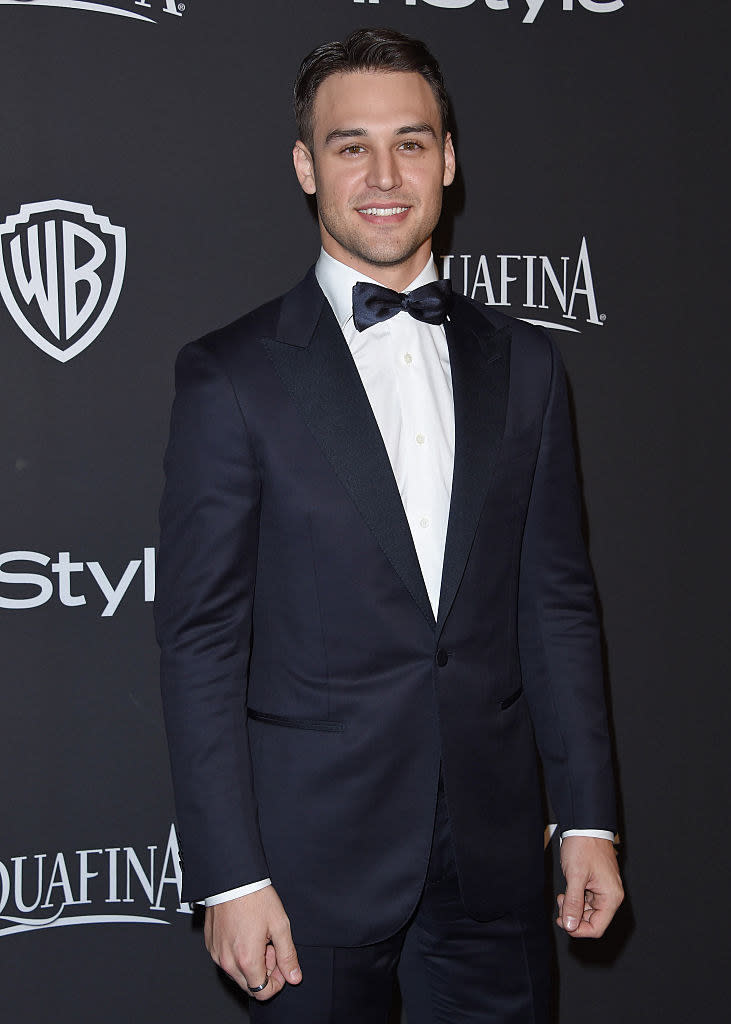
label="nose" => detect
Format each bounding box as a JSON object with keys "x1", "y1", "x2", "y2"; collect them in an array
[{"x1": 365, "y1": 147, "x2": 402, "y2": 192}]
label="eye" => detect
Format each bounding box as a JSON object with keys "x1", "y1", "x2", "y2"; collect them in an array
[
  {"x1": 341, "y1": 144, "x2": 365, "y2": 155},
  {"x1": 399, "y1": 140, "x2": 424, "y2": 152}
]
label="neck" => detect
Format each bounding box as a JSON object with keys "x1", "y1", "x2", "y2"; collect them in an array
[{"x1": 320, "y1": 239, "x2": 433, "y2": 292}]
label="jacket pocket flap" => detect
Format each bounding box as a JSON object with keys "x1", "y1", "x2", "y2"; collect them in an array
[
  {"x1": 499, "y1": 686, "x2": 524, "y2": 711},
  {"x1": 247, "y1": 708, "x2": 345, "y2": 733}
]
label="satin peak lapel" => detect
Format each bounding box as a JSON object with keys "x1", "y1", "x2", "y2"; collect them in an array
[
  {"x1": 437, "y1": 299, "x2": 511, "y2": 631},
  {"x1": 263, "y1": 272, "x2": 435, "y2": 629}
]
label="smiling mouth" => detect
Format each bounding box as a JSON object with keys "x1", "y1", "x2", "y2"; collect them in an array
[{"x1": 357, "y1": 206, "x2": 410, "y2": 217}]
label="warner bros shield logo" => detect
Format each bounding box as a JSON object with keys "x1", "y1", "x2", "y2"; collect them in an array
[{"x1": 0, "y1": 200, "x2": 126, "y2": 363}]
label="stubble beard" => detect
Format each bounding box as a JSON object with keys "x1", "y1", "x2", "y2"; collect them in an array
[{"x1": 317, "y1": 195, "x2": 442, "y2": 270}]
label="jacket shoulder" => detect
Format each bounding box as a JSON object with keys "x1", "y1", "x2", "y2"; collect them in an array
[
  {"x1": 185, "y1": 292, "x2": 286, "y2": 368},
  {"x1": 177, "y1": 266, "x2": 321, "y2": 372}
]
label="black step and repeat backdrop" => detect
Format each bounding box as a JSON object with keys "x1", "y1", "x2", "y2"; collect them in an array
[{"x1": 1, "y1": 2, "x2": 728, "y2": 1021}]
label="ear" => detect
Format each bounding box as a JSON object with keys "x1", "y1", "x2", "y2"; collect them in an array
[
  {"x1": 293, "y1": 141, "x2": 317, "y2": 195},
  {"x1": 443, "y1": 132, "x2": 456, "y2": 188}
]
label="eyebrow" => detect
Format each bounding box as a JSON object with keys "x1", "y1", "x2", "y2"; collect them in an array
[
  {"x1": 395, "y1": 123, "x2": 437, "y2": 139},
  {"x1": 324, "y1": 127, "x2": 368, "y2": 146},
  {"x1": 323, "y1": 123, "x2": 438, "y2": 146}
]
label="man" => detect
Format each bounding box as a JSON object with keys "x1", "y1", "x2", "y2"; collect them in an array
[{"x1": 155, "y1": 27, "x2": 623, "y2": 1023}]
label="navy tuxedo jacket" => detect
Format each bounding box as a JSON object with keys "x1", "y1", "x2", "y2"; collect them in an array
[{"x1": 155, "y1": 268, "x2": 617, "y2": 946}]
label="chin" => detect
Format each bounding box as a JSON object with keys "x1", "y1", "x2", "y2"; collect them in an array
[{"x1": 353, "y1": 237, "x2": 426, "y2": 269}]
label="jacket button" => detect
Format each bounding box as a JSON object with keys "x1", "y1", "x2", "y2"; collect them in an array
[{"x1": 436, "y1": 649, "x2": 449, "y2": 667}]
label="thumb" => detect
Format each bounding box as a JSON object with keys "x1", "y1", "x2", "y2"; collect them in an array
[
  {"x1": 561, "y1": 876, "x2": 587, "y2": 933},
  {"x1": 271, "y1": 923, "x2": 302, "y2": 985}
]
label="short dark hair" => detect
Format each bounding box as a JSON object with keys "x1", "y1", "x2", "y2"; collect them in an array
[{"x1": 294, "y1": 27, "x2": 450, "y2": 150}]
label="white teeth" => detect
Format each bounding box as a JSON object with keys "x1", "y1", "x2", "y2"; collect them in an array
[{"x1": 359, "y1": 207, "x2": 408, "y2": 216}]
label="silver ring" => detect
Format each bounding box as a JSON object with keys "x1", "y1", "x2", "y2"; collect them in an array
[{"x1": 249, "y1": 976, "x2": 270, "y2": 994}]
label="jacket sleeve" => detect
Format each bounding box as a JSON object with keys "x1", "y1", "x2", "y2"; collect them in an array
[
  {"x1": 518, "y1": 335, "x2": 618, "y2": 834},
  {"x1": 154, "y1": 339, "x2": 269, "y2": 903}
]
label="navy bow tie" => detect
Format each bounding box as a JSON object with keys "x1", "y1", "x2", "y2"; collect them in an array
[{"x1": 352, "y1": 279, "x2": 453, "y2": 333}]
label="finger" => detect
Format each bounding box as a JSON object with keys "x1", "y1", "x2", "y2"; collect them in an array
[
  {"x1": 216, "y1": 949, "x2": 257, "y2": 994},
  {"x1": 582, "y1": 889, "x2": 623, "y2": 937},
  {"x1": 253, "y1": 972, "x2": 288, "y2": 1002},
  {"x1": 247, "y1": 973, "x2": 272, "y2": 997},
  {"x1": 265, "y1": 944, "x2": 277, "y2": 973},
  {"x1": 556, "y1": 915, "x2": 595, "y2": 935},
  {"x1": 227, "y1": 945, "x2": 270, "y2": 998},
  {"x1": 556, "y1": 892, "x2": 592, "y2": 929},
  {"x1": 564, "y1": 906, "x2": 612, "y2": 938},
  {"x1": 560, "y1": 877, "x2": 588, "y2": 934},
  {"x1": 271, "y1": 920, "x2": 303, "y2": 985},
  {"x1": 265, "y1": 943, "x2": 286, "y2": 990},
  {"x1": 562, "y1": 893, "x2": 621, "y2": 938},
  {"x1": 244, "y1": 957, "x2": 283, "y2": 1002}
]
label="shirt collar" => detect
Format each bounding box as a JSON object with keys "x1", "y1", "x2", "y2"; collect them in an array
[{"x1": 315, "y1": 248, "x2": 439, "y2": 331}]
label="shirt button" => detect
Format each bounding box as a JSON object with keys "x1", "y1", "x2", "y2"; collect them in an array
[
  {"x1": 416, "y1": 433, "x2": 425, "y2": 445},
  {"x1": 436, "y1": 649, "x2": 449, "y2": 667},
  {"x1": 419, "y1": 517, "x2": 430, "y2": 529},
  {"x1": 404, "y1": 353, "x2": 413, "y2": 365}
]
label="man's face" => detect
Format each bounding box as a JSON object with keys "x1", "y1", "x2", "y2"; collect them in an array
[{"x1": 293, "y1": 70, "x2": 455, "y2": 288}]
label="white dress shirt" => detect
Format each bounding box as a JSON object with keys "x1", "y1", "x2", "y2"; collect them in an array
[
  {"x1": 317, "y1": 248, "x2": 454, "y2": 618},
  {"x1": 203, "y1": 250, "x2": 612, "y2": 907}
]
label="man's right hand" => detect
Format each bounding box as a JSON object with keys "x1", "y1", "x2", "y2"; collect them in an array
[{"x1": 204, "y1": 886, "x2": 302, "y2": 1000}]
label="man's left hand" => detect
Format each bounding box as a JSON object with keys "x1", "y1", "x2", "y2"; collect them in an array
[{"x1": 556, "y1": 835, "x2": 624, "y2": 938}]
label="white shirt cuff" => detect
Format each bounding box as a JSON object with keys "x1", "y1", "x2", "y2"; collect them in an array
[
  {"x1": 560, "y1": 828, "x2": 617, "y2": 844},
  {"x1": 201, "y1": 878, "x2": 272, "y2": 907}
]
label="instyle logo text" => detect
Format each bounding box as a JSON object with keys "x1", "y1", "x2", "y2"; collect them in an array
[
  {"x1": 353, "y1": 0, "x2": 624, "y2": 23},
  {"x1": 0, "y1": 547, "x2": 155, "y2": 617}
]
